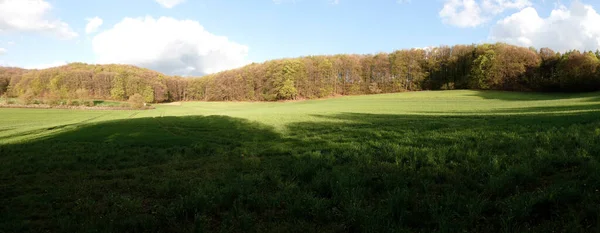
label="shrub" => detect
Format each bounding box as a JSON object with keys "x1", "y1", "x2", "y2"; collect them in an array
[
  {"x1": 262, "y1": 93, "x2": 277, "y2": 101},
  {"x1": 19, "y1": 90, "x2": 35, "y2": 105},
  {"x1": 318, "y1": 87, "x2": 333, "y2": 98},
  {"x1": 83, "y1": 101, "x2": 95, "y2": 107},
  {"x1": 369, "y1": 82, "x2": 382, "y2": 94},
  {"x1": 0, "y1": 94, "x2": 7, "y2": 105},
  {"x1": 128, "y1": 93, "x2": 145, "y2": 109},
  {"x1": 45, "y1": 92, "x2": 62, "y2": 106},
  {"x1": 68, "y1": 100, "x2": 80, "y2": 106},
  {"x1": 440, "y1": 82, "x2": 455, "y2": 90}
]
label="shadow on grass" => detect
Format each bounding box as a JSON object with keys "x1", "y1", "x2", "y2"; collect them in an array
[
  {"x1": 92, "y1": 100, "x2": 105, "y2": 105},
  {"x1": 470, "y1": 90, "x2": 600, "y2": 101},
  {"x1": 584, "y1": 95, "x2": 600, "y2": 102},
  {"x1": 93, "y1": 100, "x2": 124, "y2": 107},
  {"x1": 489, "y1": 104, "x2": 600, "y2": 114},
  {"x1": 419, "y1": 103, "x2": 600, "y2": 115},
  {"x1": 2, "y1": 113, "x2": 600, "y2": 232}
]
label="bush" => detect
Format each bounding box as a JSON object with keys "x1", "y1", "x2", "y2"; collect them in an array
[
  {"x1": 440, "y1": 82, "x2": 456, "y2": 90},
  {"x1": 369, "y1": 82, "x2": 382, "y2": 94},
  {"x1": 45, "y1": 92, "x2": 62, "y2": 106},
  {"x1": 68, "y1": 100, "x2": 80, "y2": 106},
  {"x1": 262, "y1": 94, "x2": 276, "y2": 101},
  {"x1": 0, "y1": 94, "x2": 7, "y2": 105},
  {"x1": 19, "y1": 90, "x2": 35, "y2": 105},
  {"x1": 128, "y1": 93, "x2": 145, "y2": 109},
  {"x1": 83, "y1": 101, "x2": 95, "y2": 107}
]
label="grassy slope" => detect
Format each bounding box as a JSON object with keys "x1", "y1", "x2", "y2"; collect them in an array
[{"x1": 1, "y1": 90, "x2": 600, "y2": 232}]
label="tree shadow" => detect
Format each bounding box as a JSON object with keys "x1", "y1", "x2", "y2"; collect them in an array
[
  {"x1": 469, "y1": 90, "x2": 600, "y2": 101},
  {"x1": 2, "y1": 112, "x2": 600, "y2": 232},
  {"x1": 489, "y1": 104, "x2": 600, "y2": 114},
  {"x1": 419, "y1": 103, "x2": 600, "y2": 115},
  {"x1": 0, "y1": 116, "x2": 282, "y2": 173},
  {"x1": 584, "y1": 95, "x2": 600, "y2": 102},
  {"x1": 283, "y1": 112, "x2": 600, "y2": 232},
  {"x1": 0, "y1": 116, "x2": 288, "y2": 232}
]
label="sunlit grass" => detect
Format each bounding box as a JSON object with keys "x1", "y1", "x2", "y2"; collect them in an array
[{"x1": 2, "y1": 90, "x2": 599, "y2": 143}]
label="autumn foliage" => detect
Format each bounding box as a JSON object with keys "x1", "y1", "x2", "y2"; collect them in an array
[
  {"x1": 1, "y1": 43, "x2": 600, "y2": 103},
  {"x1": 128, "y1": 93, "x2": 145, "y2": 109}
]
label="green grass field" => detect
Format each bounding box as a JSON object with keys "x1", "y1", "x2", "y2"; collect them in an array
[{"x1": 2, "y1": 90, "x2": 600, "y2": 232}]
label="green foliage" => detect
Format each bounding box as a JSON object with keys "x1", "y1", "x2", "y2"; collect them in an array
[
  {"x1": 128, "y1": 93, "x2": 145, "y2": 109},
  {"x1": 470, "y1": 49, "x2": 496, "y2": 89},
  {"x1": 143, "y1": 86, "x2": 154, "y2": 103},
  {"x1": 318, "y1": 86, "x2": 333, "y2": 98},
  {"x1": 110, "y1": 75, "x2": 126, "y2": 100},
  {"x1": 0, "y1": 93, "x2": 8, "y2": 105},
  {"x1": 2, "y1": 91, "x2": 600, "y2": 232},
  {"x1": 277, "y1": 78, "x2": 297, "y2": 100}
]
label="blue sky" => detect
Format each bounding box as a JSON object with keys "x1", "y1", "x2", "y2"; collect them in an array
[{"x1": 1, "y1": 0, "x2": 600, "y2": 75}]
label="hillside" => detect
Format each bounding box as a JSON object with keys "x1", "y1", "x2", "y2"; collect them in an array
[
  {"x1": 2, "y1": 43, "x2": 600, "y2": 103},
  {"x1": 0, "y1": 63, "x2": 186, "y2": 103}
]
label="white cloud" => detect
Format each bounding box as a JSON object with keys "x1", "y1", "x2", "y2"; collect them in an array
[
  {"x1": 439, "y1": 0, "x2": 531, "y2": 28},
  {"x1": 0, "y1": 0, "x2": 78, "y2": 39},
  {"x1": 490, "y1": 1, "x2": 600, "y2": 52},
  {"x1": 155, "y1": 0, "x2": 186, "y2": 8},
  {"x1": 92, "y1": 16, "x2": 249, "y2": 76},
  {"x1": 0, "y1": 48, "x2": 6, "y2": 55},
  {"x1": 7, "y1": 41, "x2": 15, "y2": 45},
  {"x1": 24, "y1": 61, "x2": 67, "y2": 69},
  {"x1": 85, "y1": 17, "x2": 103, "y2": 34},
  {"x1": 481, "y1": 0, "x2": 531, "y2": 14},
  {"x1": 440, "y1": 0, "x2": 485, "y2": 27}
]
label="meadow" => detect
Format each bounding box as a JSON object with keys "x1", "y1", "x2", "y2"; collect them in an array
[{"x1": 1, "y1": 90, "x2": 600, "y2": 232}]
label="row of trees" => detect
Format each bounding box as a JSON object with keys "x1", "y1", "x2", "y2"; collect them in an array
[
  {"x1": 0, "y1": 63, "x2": 187, "y2": 103},
  {"x1": 188, "y1": 43, "x2": 600, "y2": 101},
  {"x1": 2, "y1": 43, "x2": 600, "y2": 102}
]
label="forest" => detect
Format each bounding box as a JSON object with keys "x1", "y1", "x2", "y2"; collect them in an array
[{"x1": 2, "y1": 43, "x2": 600, "y2": 103}]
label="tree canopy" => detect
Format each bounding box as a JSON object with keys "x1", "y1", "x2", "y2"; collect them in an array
[{"x1": 2, "y1": 43, "x2": 600, "y2": 103}]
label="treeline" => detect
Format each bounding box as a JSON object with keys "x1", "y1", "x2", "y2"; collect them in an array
[
  {"x1": 0, "y1": 63, "x2": 187, "y2": 103},
  {"x1": 2, "y1": 43, "x2": 600, "y2": 103}
]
